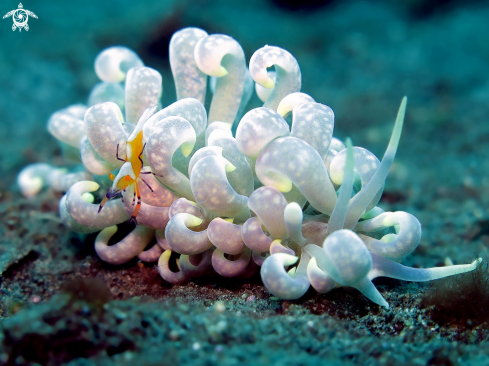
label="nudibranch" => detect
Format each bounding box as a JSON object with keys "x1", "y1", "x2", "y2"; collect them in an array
[{"x1": 19, "y1": 27, "x2": 482, "y2": 309}]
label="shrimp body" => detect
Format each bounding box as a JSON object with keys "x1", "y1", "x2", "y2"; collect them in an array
[
  {"x1": 97, "y1": 106, "x2": 158, "y2": 223},
  {"x1": 98, "y1": 129, "x2": 146, "y2": 224}
]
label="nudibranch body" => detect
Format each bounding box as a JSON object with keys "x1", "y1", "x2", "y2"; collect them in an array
[{"x1": 19, "y1": 27, "x2": 482, "y2": 309}]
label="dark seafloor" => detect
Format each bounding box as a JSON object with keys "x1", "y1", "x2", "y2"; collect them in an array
[{"x1": 1, "y1": 0, "x2": 489, "y2": 365}]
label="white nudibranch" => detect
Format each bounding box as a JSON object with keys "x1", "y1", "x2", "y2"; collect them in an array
[{"x1": 18, "y1": 27, "x2": 481, "y2": 310}]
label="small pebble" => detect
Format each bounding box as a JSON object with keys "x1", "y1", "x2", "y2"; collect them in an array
[
  {"x1": 214, "y1": 301, "x2": 226, "y2": 313},
  {"x1": 215, "y1": 345, "x2": 224, "y2": 353},
  {"x1": 169, "y1": 330, "x2": 179, "y2": 340},
  {"x1": 30, "y1": 295, "x2": 41, "y2": 303}
]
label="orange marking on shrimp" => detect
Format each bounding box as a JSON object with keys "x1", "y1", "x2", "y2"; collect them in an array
[{"x1": 127, "y1": 130, "x2": 144, "y2": 176}]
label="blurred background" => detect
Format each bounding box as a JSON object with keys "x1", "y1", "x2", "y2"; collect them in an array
[{"x1": 1, "y1": 0, "x2": 488, "y2": 265}]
